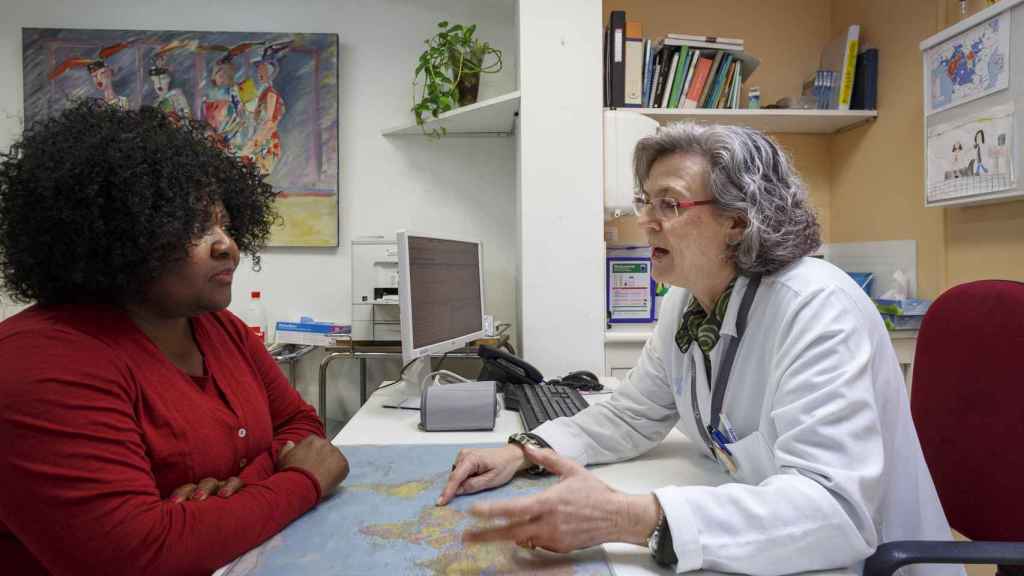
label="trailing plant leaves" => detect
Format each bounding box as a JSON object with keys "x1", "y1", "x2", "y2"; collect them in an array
[{"x1": 411, "y1": 19, "x2": 503, "y2": 136}]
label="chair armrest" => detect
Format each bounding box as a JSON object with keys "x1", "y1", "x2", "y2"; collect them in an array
[{"x1": 865, "y1": 541, "x2": 1024, "y2": 576}]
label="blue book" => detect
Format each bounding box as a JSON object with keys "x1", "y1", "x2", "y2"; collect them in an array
[
  {"x1": 642, "y1": 39, "x2": 655, "y2": 107},
  {"x1": 705, "y1": 53, "x2": 733, "y2": 108}
]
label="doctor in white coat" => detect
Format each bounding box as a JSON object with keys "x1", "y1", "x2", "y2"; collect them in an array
[{"x1": 438, "y1": 122, "x2": 960, "y2": 576}]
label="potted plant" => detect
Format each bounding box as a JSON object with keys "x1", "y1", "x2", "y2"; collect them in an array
[{"x1": 412, "y1": 21, "x2": 503, "y2": 136}]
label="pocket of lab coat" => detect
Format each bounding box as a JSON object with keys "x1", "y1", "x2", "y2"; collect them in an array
[{"x1": 726, "y1": 430, "x2": 778, "y2": 485}]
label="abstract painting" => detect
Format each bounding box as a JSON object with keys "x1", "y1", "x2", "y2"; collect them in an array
[{"x1": 23, "y1": 28, "x2": 339, "y2": 247}]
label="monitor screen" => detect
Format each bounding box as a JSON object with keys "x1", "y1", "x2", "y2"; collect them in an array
[{"x1": 401, "y1": 234, "x2": 484, "y2": 353}]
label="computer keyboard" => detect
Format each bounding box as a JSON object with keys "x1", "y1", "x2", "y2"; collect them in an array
[{"x1": 503, "y1": 382, "x2": 590, "y2": 430}]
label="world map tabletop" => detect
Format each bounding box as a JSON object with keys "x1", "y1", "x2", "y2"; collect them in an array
[{"x1": 221, "y1": 444, "x2": 612, "y2": 575}]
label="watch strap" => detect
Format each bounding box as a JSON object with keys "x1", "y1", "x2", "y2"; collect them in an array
[
  {"x1": 653, "y1": 514, "x2": 678, "y2": 566},
  {"x1": 507, "y1": 432, "x2": 549, "y2": 475}
]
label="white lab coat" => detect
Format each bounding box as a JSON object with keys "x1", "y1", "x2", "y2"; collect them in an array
[{"x1": 535, "y1": 257, "x2": 961, "y2": 576}]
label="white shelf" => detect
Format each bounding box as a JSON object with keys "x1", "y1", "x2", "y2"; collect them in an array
[
  {"x1": 382, "y1": 91, "x2": 521, "y2": 136},
  {"x1": 621, "y1": 108, "x2": 878, "y2": 135}
]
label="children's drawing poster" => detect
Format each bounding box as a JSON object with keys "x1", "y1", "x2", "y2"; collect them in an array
[{"x1": 926, "y1": 103, "x2": 1014, "y2": 203}]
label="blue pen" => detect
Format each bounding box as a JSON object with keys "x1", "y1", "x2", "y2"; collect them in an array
[{"x1": 710, "y1": 429, "x2": 733, "y2": 456}]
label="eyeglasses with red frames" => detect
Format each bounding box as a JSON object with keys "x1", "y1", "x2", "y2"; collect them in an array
[{"x1": 631, "y1": 192, "x2": 716, "y2": 219}]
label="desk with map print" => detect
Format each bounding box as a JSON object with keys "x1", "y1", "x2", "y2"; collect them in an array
[{"x1": 218, "y1": 383, "x2": 855, "y2": 576}]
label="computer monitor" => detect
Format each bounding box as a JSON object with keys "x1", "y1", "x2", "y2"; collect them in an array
[{"x1": 392, "y1": 230, "x2": 485, "y2": 407}]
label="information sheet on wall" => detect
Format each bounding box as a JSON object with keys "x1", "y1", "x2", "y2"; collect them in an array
[{"x1": 607, "y1": 257, "x2": 655, "y2": 323}]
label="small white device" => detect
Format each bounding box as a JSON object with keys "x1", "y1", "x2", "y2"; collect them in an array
[{"x1": 419, "y1": 380, "x2": 497, "y2": 431}]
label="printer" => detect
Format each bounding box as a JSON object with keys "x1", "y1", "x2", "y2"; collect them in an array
[{"x1": 351, "y1": 237, "x2": 401, "y2": 342}]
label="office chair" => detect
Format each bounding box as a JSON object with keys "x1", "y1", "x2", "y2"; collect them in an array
[{"x1": 864, "y1": 280, "x2": 1024, "y2": 576}]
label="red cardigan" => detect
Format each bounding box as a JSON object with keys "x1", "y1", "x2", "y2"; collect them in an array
[{"x1": 0, "y1": 304, "x2": 326, "y2": 575}]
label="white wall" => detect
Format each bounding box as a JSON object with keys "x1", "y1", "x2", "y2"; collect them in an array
[
  {"x1": 0, "y1": 0, "x2": 518, "y2": 423},
  {"x1": 517, "y1": 0, "x2": 605, "y2": 377}
]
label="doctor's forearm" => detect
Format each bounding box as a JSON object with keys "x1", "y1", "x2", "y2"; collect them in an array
[{"x1": 615, "y1": 493, "x2": 661, "y2": 546}]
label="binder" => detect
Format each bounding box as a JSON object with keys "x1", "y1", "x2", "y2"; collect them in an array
[
  {"x1": 851, "y1": 48, "x2": 878, "y2": 111},
  {"x1": 623, "y1": 21, "x2": 644, "y2": 107},
  {"x1": 609, "y1": 10, "x2": 626, "y2": 108}
]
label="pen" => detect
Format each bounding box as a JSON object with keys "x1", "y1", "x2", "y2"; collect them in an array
[{"x1": 710, "y1": 429, "x2": 733, "y2": 456}]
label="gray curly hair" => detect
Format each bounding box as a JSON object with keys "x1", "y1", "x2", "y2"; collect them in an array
[{"x1": 633, "y1": 122, "x2": 821, "y2": 276}]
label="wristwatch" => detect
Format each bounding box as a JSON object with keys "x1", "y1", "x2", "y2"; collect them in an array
[
  {"x1": 647, "y1": 508, "x2": 678, "y2": 566},
  {"x1": 507, "y1": 432, "x2": 549, "y2": 475}
]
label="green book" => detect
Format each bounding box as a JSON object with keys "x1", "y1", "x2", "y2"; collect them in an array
[{"x1": 667, "y1": 46, "x2": 690, "y2": 108}]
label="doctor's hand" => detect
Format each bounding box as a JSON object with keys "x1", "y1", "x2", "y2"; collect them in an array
[
  {"x1": 436, "y1": 445, "x2": 530, "y2": 506},
  {"x1": 461, "y1": 444, "x2": 662, "y2": 552}
]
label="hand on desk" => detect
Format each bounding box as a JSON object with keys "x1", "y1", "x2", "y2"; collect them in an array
[
  {"x1": 278, "y1": 436, "x2": 350, "y2": 500},
  {"x1": 436, "y1": 444, "x2": 529, "y2": 506},
  {"x1": 460, "y1": 444, "x2": 661, "y2": 553}
]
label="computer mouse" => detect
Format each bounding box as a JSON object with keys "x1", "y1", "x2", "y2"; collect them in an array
[{"x1": 561, "y1": 370, "x2": 603, "y2": 392}]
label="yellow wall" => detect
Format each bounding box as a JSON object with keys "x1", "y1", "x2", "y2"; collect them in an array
[
  {"x1": 604, "y1": 1, "x2": 834, "y2": 248},
  {"x1": 606, "y1": 0, "x2": 1024, "y2": 298},
  {"x1": 939, "y1": 0, "x2": 1024, "y2": 288},
  {"x1": 827, "y1": 0, "x2": 948, "y2": 299}
]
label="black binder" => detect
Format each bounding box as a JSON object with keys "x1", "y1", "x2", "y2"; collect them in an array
[
  {"x1": 608, "y1": 10, "x2": 626, "y2": 108},
  {"x1": 851, "y1": 48, "x2": 878, "y2": 111}
]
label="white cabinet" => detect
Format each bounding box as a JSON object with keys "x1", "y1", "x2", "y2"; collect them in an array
[
  {"x1": 604, "y1": 328, "x2": 651, "y2": 380},
  {"x1": 605, "y1": 328, "x2": 918, "y2": 395}
]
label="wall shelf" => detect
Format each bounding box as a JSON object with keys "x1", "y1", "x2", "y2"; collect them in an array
[
  {"x1": 618, "y1": 108, "x2": 878, "y2": 135},
  {"x1": 382, "y1": 91, "x2": 521, "y2": 136}
]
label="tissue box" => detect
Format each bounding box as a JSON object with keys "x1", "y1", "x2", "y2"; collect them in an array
[
  {"x1": 847, "y1": 272, "x2": 874, "y2": 296},
  {"x1": 275, "y1": 320, "x2": 351, "y2": 346},
  {"x1": 875, "y1": 298, "x2": 931, "y2": 331}
]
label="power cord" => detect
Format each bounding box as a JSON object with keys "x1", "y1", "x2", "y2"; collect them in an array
[
  {"x1": 374, "y1": 356, "x2": 421, "y2": 392},
  {"x1": 421, "y1": 369, "x2": 469, "y2": 387},
  {"x1": 435, "y1": 351, "x2": 450, "y2": 372}
]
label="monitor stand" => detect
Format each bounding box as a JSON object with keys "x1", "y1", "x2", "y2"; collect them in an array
[{"x1": 384, "y1": 356, "x2": 432, "y2": 410}]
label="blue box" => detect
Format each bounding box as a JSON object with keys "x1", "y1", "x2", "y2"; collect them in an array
[
  {"x1": 847, "y1": 272, "x2": 874, "y2": 296},
  {"x1": 275, "y1": 320, "x2": 351, "y2": 345}
]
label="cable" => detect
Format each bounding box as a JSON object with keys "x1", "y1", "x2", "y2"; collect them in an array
[
  {"x1": 435, "y1": 351, "x2": 450, "y2": 372},
  {"x1": 421, "y1": 369, "x2": 469, "y2": 388},
  {"x1": 374, "y1": 356, "x2": 421, "y2": 392}
]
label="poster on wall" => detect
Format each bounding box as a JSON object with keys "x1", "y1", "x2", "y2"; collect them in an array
[
  {"x1": 926, "y1": 103, "x2": 1014, "y2": 204},
  {"x1": 607, "y1": 257, "x2": 655, "y2": 323},
  {"x1": 926, "y1": 12, "x2": 1010, "y2": 115},
  {"x1": 22, "y1": 28, "x2": 339, "y2": 247}
]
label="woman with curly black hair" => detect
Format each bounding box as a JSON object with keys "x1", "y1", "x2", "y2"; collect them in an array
[{"x1": 0, "y1": 101, "x2": 349, "y2": 576}]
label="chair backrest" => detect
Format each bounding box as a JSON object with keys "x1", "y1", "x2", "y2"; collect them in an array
[{"x1": 911, "y1": 279, "x2": 1024, "y2": 542}]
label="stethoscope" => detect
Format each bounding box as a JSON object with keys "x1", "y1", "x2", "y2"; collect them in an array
[{"x1": 687, "y1": 274, "x2": 762, "y2": 466}]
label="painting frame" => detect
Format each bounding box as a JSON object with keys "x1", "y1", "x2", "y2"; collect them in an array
[{"x1": 22, "y1": 27, "x2": 340, "y2": 248}]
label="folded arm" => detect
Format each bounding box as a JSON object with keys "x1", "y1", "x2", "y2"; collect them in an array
[
  {"x1": 0, "y1": 334, "x2": 320, "y2": 576},
  {"x1": 239, "y1": 331, "x2": 324, "y2": 483}
]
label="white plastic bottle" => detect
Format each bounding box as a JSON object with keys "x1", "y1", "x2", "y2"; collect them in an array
[{"x1": 244, "y1": 290, "x2": 268, "y2": 345}]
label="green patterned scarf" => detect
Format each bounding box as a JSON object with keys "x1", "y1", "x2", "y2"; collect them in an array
[{"x1": 675, "y1": 277, "x2": 737, "y2": 383}]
